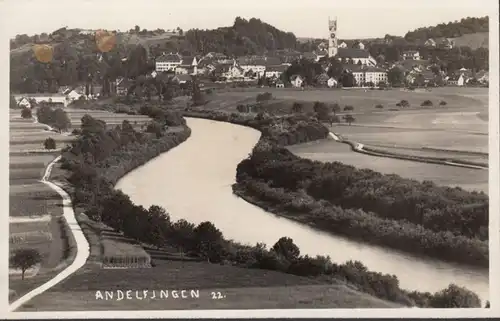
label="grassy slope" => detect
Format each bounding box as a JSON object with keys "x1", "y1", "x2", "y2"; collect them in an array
[{"x1": 19, "y1": 260, "x2": 402, "y2": 310}]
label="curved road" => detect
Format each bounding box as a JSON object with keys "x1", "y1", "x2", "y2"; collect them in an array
[{"x1": 9, "y1": 157, "x2": 90, "y2": 311}]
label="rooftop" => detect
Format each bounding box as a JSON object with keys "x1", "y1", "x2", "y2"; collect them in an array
[{"x1": 336, "y1": 48, "x2": 370, "y2": 59}]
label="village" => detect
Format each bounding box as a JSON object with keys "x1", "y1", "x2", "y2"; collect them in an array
[{"x1": 12, "y1": 24, "x2": 489, "y2": 108}]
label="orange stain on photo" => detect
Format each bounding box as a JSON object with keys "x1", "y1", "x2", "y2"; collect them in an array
[
  {"x1": 95, "y1": 29, "x2": 116, "y2": 53},
  {"x1": 32, "y1": 44, "x2": 53, "y2": 63}
]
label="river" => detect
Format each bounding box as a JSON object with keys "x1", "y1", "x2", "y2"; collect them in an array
[{"x1": 116, "y1": 117, "x2": 489, "y2": 302}]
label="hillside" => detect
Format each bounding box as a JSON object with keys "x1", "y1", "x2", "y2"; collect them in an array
[
  {"x1": 404, "y1": 16, "x2": 488, "y2": 42},
  {"x1": 436, "y1": 32, "x2": 489, "y2": 50}
]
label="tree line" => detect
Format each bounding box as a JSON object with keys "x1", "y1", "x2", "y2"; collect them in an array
[{"x1": 404, "y1": 16, "x2": 489, "y2": 42}]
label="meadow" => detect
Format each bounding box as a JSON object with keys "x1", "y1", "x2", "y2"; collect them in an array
[
  {"x1": 202, "y1": 87, "x2": 488, "y2": 192},
  {"x1": 8, "y1": 107, "x2": 152, "y2": 301}
]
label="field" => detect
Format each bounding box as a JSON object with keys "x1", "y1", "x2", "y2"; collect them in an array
[
  {"x1": 201, "y1": 87, "x2": 488, "y2": 193},
  {"x1": 8, "y1": 107, "x2": 152, "y2": 302},
  {"x1": 18, "y1": 260, "x2": 401, "y2": 311},
  {"x1": 287, "y1": 139, "x2": 488, "y2": 193}
]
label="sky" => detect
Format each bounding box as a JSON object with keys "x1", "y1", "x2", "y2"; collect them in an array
[{"x1": 0, "y1": 0, "x2": 496, "y2": 40}]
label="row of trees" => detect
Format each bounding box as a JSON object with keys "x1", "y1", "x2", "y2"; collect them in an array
[{"x1": 57, "y1": 110, "x2": 482, "y2": 308}]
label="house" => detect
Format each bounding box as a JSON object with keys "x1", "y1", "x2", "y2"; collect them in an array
[
  {"x1": 290, "y1": 75, "x2": 304, "y2": 88},
  {"x1": 315, "y1": 73, "x2": 330, "y2": 87},
  {"x1": 212, "y1": 61, "x2": 245, "y2": 80},
  {"x1": 15, "y1": 94, "x2": 67, "y2": 107},
  {"x1": 66, "y1": 89, "x2": 84, "y2": 101},
  {"x1": 264, "y1": 65, "x2": 288, "y2": 79},
  {"x1": 327, "y1": 77, "x2": 338, "y2": 88},
  {"x1": 402, "y1": 50, "x2": 421, "y2": 60},
  {"x1": 197, "y1": 59, "x2": 217, "y2": 75},
  {"x1": 353, "y1": 41, "x2": 365, "y2": 50},
  {"x1": 315, "y1": 50, "x2": 328, "y2": 62},
  {"x1": 336, "y1": 48, "x2": 376, "y2": 66},
  {"x1": 204, "y1": 52, "x2": 228, "y2": 61},
  {"x1": 344, "y1": 65, "x2": 388, "y2": 87},
  {"x1": 338, "y1": 41, "x2": 348, "y2": 48},
  {"x1": 425, "y1": 38, "x2": 437, "y2": 47},
  {"x1": 438, "y1": 38, "x2": 454, "y2": 50},
  {"x1": 155, "y1": 53, "x2": 182, "y2": 72},
  {"x1": 238, "y1": 57, "x2": 281, "y2": 77},
  {"x1": 17, "y1": 97, "x2": 32, "y2": 108},
  {"x1": 115, "y1": 78, "x2": 132, "y2": 95},
  {"x1": 175, "y1": 56, "x2": 198, "y2": 75},
  {"x1": 447, "y1": 74, "x2": 465, "y2": 86},
  {"x1": 276, "y1": 80, "x2": 285, "y2": 88}
]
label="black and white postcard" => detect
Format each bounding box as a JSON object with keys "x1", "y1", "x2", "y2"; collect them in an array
[{"x1": 1, "y1": 0, "x2": 499, "y2": 318}]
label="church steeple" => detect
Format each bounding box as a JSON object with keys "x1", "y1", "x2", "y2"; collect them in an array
[{"x1": 328, "y1": 17, "x2": 338, "y2": 58}]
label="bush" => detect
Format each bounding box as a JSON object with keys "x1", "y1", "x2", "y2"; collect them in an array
[
  {"x1": 343, "y1": 105, "x2": 354, "y2": 111},
  {"x1": 21, "y1": 107, "x2": 32, "y2": 119},
  {"x1": 43, "y1": 137, "x2": 56, "y2": 150},
  {"x1": 398, "y1": 100, "x2": 410, "y2": 107},
  {"x1": 428, "y1": 284, "x2": 481, "y2": 308},
  {"x1": 236, "y1": 104, "x2": 248, "y2": 113},
  {"x1": 439, "y1": 100, "x2": 447, "y2": 106},
  {"x1": 375, "y1": 104, "x2": 384, "y2": 109},
  {"x1": 421, "y1": 100, "x2": 433, "y2": 107}
]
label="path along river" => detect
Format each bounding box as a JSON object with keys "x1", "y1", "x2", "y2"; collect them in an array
[{"x1": 116, "y1": 118, "x2": 489, "y2": 302}]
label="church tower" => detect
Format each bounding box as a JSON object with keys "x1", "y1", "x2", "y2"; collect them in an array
[{"x1": 328, "y1": 17, "x2": 338, "y2": 58}]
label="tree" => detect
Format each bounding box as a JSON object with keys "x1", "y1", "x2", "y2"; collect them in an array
[
  {"x1": 272, "y1": 237, "x2": 300, "y2": 261},
  {"x1": 10, "y1": 248, "x2": 42, "y2": 280},
  {"x1": 191, "y1": 76, "x2": 206, "y2": 106},
  {"x1": 340, "y1": 72, "x2": 356, "y2": 87},
  {"x1": 146, "y1": 121, "x2": 164, "y2": 138},
  {"x1": 485, "y1": 301, "x2": 490, "y2": 308},
  {"x1": 193, "y1": 221, "x2": 225, "y2": 263},
  {"x1": 387, "y1": 67, "x2": 404, "y2": 87},
  {"x1": 53, "y1": 108, "x2": 71, "y2": 132},
  {"x1": 313, "y1": 101, "x2": 331, "y2": 122},
  {"x1": 21, "y1": 107, "x2": 32, "y2": 119},
  {"x1": 343, "y1": 114, "x2": 355, "y2": 125},
  {"x1": 429, "y1": 284, "x2": 481, "y2": 308},
  {"x1": 44, "y1": 137, "x2": 56, "y2": 150}
]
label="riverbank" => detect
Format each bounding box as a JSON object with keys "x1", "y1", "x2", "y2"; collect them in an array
[
  {"x1": 47, "y1": 109, "x2": 419, "y2": 308},
  {"x1": 334, "y1": 134, "x2": 487, "y2": 169},
  {"x1": 181, "y1": 110, "x2": 488, "y2": 268},
  {"x1": 43, "y1": 105, "x2": 483, "y2": 308}
]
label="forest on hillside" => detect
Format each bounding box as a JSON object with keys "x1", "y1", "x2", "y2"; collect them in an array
[
  {"x1": 404, "y1": 16, "x2": 489, "y2": 42},
  {"x1": 182, "y1": 17, "x2": 298, "y2": 56}
]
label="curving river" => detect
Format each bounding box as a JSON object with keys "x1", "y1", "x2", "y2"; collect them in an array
[{"x1": 116, "y1": 118, "x2": 489, "y2": 302}]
